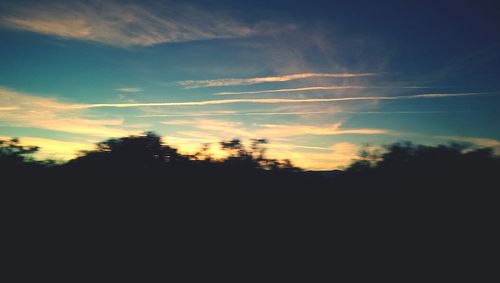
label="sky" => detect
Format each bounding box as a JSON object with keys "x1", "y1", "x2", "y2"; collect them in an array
[{"x1": 1, "y1": 0, "x2": 499, "y2": 169}]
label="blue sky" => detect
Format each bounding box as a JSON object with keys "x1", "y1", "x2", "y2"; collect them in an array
[{"x1": 1, "y1": 0, "x2": 499, "y2": 169}]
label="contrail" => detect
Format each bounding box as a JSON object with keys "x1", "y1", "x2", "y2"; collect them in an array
[
  {"x1": 76, "y1": 92, "x2": 485, "y2": 109},
  {"x1": 137, "y1": 110, "x2": 475, "y2": 118},
  {"x1": 215, "y1": 85, "x2": 430, "y2": 95}
]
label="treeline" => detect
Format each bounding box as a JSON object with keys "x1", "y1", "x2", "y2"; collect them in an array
[{"x1": 2, "y1": 131, "x2": 499, "y2": 190}]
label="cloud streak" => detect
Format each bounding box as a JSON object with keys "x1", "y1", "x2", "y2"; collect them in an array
[
  {"x1": 115, "y1": 87, "x2": 143, "y2": 93},
  {"x1": 162, "y1": 119, "x2": 254, "y2": 138},
  {"x1": 162, "y1": 119, "x2": 387, "y2": 140},
  {"x1": 138, "y1": 110, "x2": 474, "y2": 118},
  {"x1": 139, "y1": 111, "x2": 327, "y2": 117},
  {"x1": 75, "y1": 92, "x2": 486, "y2": 109},
  {"x1": 215, "y1": 85, "x2": 429, "y2": 95},
  {"x1": 178, "y1": 73, "x2": 377, "y2": 88},
  {"x1": 0, "y1": 1, "x2": 269, "y2": 47},
  {"x1": 256, "y1": 123, "x2": 387, "y2": 138}
]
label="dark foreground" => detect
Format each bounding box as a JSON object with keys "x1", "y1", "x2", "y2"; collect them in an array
[{"x1": 2, "y1": 134, "x2": 499, "y2": 280}]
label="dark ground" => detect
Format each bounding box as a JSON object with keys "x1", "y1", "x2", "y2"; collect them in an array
[{"x1": 1, "y1": 134, "x2": 498, "y2": 281}]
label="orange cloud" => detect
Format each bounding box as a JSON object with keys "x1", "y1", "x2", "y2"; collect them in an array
[
  {"x1": 179, "y1": 73, "x2": 377, "y2": 88},
  {"x1": 215, "y1": 85, "x2": 428, "y2": 95},
  {"x1": 1, "y1": 1, "x2": 267, "y2": 47},
  {"x1": 256, "y1": 123, "x2": 387, "y2": 138},
  {"x1": 162, "y1": 119, "x2": 254, "y2": 138},
  {"x1": 0, "y1": 87, "x2": 135, "y2": 137}
]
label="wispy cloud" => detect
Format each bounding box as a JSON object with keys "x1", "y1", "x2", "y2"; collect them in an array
[
  {"x1": 162, "y1": 119, "x2": 254, "y2": 138},
  {"x1": 138, "y1": 110, "x2": 474, "y2": 118},
  {"x1": 215, "y1": 85, "x2": 428, "y2": 95},
  {"x1": 178, "y1": 73, "x2": 377, "y2": 88},
  {"x1": 256, "y1": 123, "x2": 387, "y2": 138},
  {"x1": 162, "y1": 118, "x2": 387, "y2": 139},
  {"x1": 76, "y1": 92, "x2": 486, "y2": 109},
  {"x1": 140, "y1": 111, "x2": 327, "y2": 117},
  {"x1": 0, "y1": 106, "x2": 19, "y2": 111},
  {"x1": 0, "y1": 1, "x2": 271, "y2": 47},
  {"x1": 0, "y1": 87, "x2": 134, "y2": 137},
  {"x1": 115, "y1": 87, "x2": 143, "y2": 93}
]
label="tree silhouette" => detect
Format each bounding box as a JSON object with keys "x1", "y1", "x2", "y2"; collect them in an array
[
  {"x1": 344, "y1": 141, "x2": 500, "y2": 187},
  {"x1": 2, "y1": 133, "x2": 497, "y2": 187},
  {"x1": 0, "y1": 138, "x2": 38, "y2": 162},
  {"x1": 0, "y1": 138, "x2": 42, "y2": 173},
  {"x1": 69, "y1": 132, "x2": 188, "y2": 170}
]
